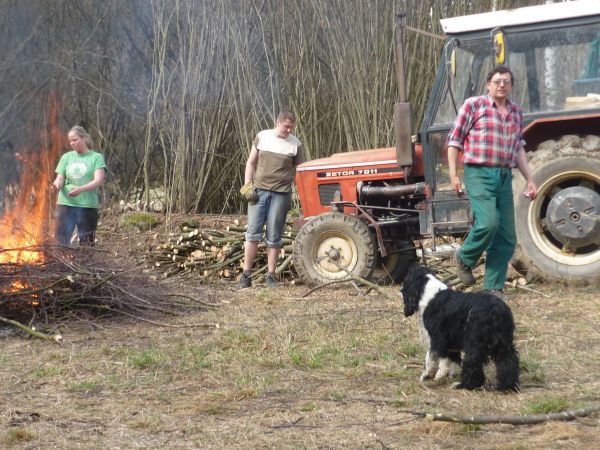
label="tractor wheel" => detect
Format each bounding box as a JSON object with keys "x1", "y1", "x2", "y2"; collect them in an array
[
  {"x1": 513, "y1": 135, "x2": 600, "y2": 282},
  {"x1": 371, "y1": 240, "x2": 416, "y2": 285},
  {"x1": 293, "y1": 212, "x2": 377, "y2": 286}
]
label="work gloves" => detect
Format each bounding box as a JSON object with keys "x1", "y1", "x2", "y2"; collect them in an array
[{"x1": 240, "y1": 181, "x2": 259, "y2": 204}]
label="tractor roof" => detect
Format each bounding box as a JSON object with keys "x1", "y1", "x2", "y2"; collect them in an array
[{"x1": 441, "y1": 0, "x2": 600, "y2": 35}]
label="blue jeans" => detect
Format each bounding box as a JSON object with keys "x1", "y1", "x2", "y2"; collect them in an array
[
  {"x1": 54, "y1": 205, "x2": 99, "y2": 246},
  {"x1": 459, "y1": 165, "x2": 516, "y2": 290},
  {"x1": 245, "y1": 189, "x2": 291, "y2": 248}
]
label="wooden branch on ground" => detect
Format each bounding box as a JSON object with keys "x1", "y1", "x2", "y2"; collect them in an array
[
  {"x1": 507, "y1": 282, "x2": 550, "y2": 298},
  {"x1": 338, "y1": 396, "x2": 600, "y2": 425},
  {"x1": 0, "y1": 316, "x2": 63, "y2": 344},
  {"x1": 319, "y1": 259, "x2": 390, "y2": 298},
  {"x1": 301, "y1": 279, "x2": 354, "y2": 297},
  {"x1": 426, "y1": 404, "x2": 600, "y2": 425}
]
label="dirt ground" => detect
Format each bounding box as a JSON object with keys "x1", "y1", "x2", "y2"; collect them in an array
[{"x1": 1, "y1": 214, "x2": 599, "y2": 449}]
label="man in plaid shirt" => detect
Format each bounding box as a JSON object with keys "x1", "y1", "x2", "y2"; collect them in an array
[{"x1": 447, "y1": 65, "x2": 537, "y2": 297}]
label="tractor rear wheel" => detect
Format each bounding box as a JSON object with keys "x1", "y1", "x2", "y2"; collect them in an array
[
  {"x1": 513, "y1": 135, "x2": 600, "y2": 282},
  {"x1": 293, "y1": 212, "x2": 376, "y2": 286}
]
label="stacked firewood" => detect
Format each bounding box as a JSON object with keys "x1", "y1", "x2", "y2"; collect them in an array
[{"x1": 146, "y1": 220, "x2": 297, "y2": 283}]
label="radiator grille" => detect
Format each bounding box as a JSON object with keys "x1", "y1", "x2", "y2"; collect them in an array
[{"x1": 318, "y1": 183, "x2": 340, "y2": 206}]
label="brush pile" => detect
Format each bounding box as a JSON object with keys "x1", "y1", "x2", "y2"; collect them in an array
[
  {"x1": 0, "y1": 245, "x2": 214, "y2": 329},
  {"x1": 146, "y1": 220, "x2": 298, "y2": 283}
]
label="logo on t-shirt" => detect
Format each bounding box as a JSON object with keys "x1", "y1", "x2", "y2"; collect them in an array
[{"x1": 66, "y1": 162, "x2": 88, "y2": 181}]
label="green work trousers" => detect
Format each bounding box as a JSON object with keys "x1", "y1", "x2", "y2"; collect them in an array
[{"x1": 458, "y1": 164, "x2": 516, "y2": 290}]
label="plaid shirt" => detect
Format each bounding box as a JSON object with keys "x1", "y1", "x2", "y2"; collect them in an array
[{"x1": 447, "y1": 95, "x2": 525, "y2": 168}]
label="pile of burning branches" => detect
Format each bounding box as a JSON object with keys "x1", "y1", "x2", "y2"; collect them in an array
[{"x1": 1, "y1": 245, "x2": 215, "y2": 340}]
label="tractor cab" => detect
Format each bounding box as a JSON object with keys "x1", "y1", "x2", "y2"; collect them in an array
[{"x1": 419, "y1": 1, "x2": 600, "y2": 240}]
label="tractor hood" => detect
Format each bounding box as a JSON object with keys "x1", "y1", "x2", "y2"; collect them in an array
[{"x1": 296, "y1": 147, "x2": 397, "y2": 172}]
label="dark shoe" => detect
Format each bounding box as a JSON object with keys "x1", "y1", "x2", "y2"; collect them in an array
[
  {"x1": 237, "y1": 273, "x2": 252, "y2": 289},
  {"x1": 482, "y1": 289, "x2": 509, "y2": 301},
  {"x1": 265, "y1": 273, "x2": 277, "y2": 288},
  {"x1": 455, "y1": 250, "x2": 475, "y2": 285}
]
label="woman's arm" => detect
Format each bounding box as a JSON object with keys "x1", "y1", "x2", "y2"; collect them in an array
[{"x1": 67, "y1": 168, "x2": 106, "y2": 197}]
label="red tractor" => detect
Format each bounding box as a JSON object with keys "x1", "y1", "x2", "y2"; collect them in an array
[{"x1": 293, "y1": 1, "x2": 600, "y2": 286}]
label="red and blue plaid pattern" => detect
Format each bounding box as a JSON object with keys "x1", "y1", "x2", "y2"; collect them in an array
[{"x1": 447, "y1": 95, "x2": 524, "y2": 168}]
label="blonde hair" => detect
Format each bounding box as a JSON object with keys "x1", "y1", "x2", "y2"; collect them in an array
[{"x1": 69, "y1": 125, "x2": 94, "y2": 148}]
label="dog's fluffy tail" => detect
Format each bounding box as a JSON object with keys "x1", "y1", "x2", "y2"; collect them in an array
[{"x1": 494, "y1": 347, "x2": 520, "y2": 391}]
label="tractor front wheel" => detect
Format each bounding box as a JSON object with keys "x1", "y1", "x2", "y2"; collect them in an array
[{"x1": 293, "y1": 213, "x2": 377, "y2": 286}]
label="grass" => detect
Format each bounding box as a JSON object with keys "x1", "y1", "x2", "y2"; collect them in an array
[
  {"x1": 1, "y1": 280, "x2": 599, "y2": 449},
  {"x1": 397, "y1": 340, "x2": 423, "y2": 358},
  {"x1": 129, "y1": 349, "x2": 166, "y2": 369},
  {"x1": 68, "y1": 380, "x2": 102, "y2": 391},
  {"x1": 520, "y1": 354, "x2": 546, "y2": 384},
  {"x1": 129, "y1": 415, "x2": 165, "y2": 429},
  {"x1": 525, "y1": 396, "x2": 570, "y2": 415},
  {"x1": 32, "y1": 366, "x2": 64, "y2": 378},
  {"x1": 460, "y1": 424, "x2": 483, "y2": 433},
  {"x1": 182, "y1": 345, "x2": 213, "y2": 370},
  {"x1": 4, "y1": 428, "x2": 36, "y2": 445}
]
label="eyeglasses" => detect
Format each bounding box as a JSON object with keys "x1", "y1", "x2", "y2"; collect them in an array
[{"x1": 491, "y1": 79, "x2": 511, "y2": 86}]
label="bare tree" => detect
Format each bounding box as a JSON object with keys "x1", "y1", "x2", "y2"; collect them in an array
[{"x1": 0, "y1": 0, "x2": 545, "y2": 215}]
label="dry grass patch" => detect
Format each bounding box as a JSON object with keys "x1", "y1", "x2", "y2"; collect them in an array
[{"x1": 1, "y1": 280, "x2": 599, "y2": 448}]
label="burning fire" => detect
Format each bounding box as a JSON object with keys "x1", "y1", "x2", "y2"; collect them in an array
[
  {"x1": 8, "y1": 280, "x2": 27, "y2": 291},
  {"x1": 2, "y1": 280, "x2": 40, "y2": 306},
  {"x1": 0, "y1": 94, "x2": 65, "y2": 264}
]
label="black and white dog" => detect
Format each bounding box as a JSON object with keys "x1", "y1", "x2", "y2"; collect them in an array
[{"x1": 401, "y1": 265, "x2": 519, "y2": 391}]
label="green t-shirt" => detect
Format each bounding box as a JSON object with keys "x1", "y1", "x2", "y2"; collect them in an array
[{"x1": 55, "y1": 150, "x2": 107, "y2": 208}]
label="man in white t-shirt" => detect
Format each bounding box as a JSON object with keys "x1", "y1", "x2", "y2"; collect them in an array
[{"x1": 238, "y1": 111, "x2": 305, "y2": 289}]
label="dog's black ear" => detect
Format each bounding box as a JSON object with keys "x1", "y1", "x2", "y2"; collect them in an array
[{"x1": 401, "y1": 265, "x2": 423, "y2": 317}]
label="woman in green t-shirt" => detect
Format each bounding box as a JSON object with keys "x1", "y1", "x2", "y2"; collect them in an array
[{"x1": 52, "y1": 126, "x2": 107, "y2": 245}]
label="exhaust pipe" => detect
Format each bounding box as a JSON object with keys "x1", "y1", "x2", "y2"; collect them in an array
[{"x1": 360, "y1": 182, "x2": 425, "y2": 199}]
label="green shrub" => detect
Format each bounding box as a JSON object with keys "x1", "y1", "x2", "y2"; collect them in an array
[{"x1": 119, "y1": 212, "x2": 159, "y2": 231}]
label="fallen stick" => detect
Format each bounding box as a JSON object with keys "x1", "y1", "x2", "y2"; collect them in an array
[
  {"x1": 334, "y1": 396, "x2": 600, "y2": 425},
  {"x1": 426, "y1": 404, "x2": 600, "y2": 425},
  {"x1": 315, "y1": 258, "x2": 389, "y2": 298},
  {"x1": 0, "y1": 316, "x2": 63, "y2": 344},
  {"x1": 97, "y1": 306, "x2": 220, "y2": 328},
  {"x1": 301, "y1": 279, "x2": 354, "y2": 297},
  {"x1": 507, "y1": 282, "x2": 550, "y2": 298}
]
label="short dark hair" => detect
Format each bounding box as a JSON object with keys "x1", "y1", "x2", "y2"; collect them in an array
[
  {"x1": 277, "y1": 110, "x2": 296, "y2": 122},
  {"x1": 486, "y1": 65, "x2": 513, "y2": 85}
]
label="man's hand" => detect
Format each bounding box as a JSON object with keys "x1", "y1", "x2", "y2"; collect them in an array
[
  {"x1": 523, "y1": 179, "x2": 538, "y2": 200},
  {"x1": 450, "y1": 174, "x2": 464, "y2": 195},
  {"x1": 240, "y1": 182, "x2": 258, "y2": 204},
  {"x1": 447, "y1": 146, "x2": 463, "y2": 195}
]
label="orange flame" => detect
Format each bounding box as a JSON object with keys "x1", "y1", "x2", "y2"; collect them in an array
[
  {"x1": 0, "y1": 93, "x2": 65, "y2": 264},
  {"x1": 2, "y1": 280, "x2": 40, "y2": 305}
]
